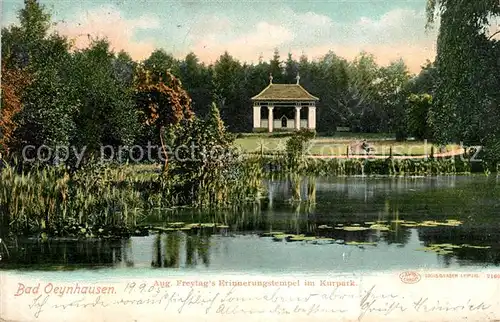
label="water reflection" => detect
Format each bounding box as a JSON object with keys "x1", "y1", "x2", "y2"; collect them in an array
[{"x1": 1, "y1": 176, "x2": 499, "y2": 271}]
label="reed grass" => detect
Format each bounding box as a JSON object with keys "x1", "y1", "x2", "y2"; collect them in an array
[
  {"x1": 0, "y1": 158, "x2": 263, "y2": 236},
  {"x1": 259, "y1": 155, "x2": 474, "y2": 177}
]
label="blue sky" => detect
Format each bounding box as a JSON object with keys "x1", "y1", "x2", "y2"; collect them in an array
[{"x1": 2, "y1": 0, "x2": 439, "y2": 72}]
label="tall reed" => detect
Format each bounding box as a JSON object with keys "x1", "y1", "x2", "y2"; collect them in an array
[{"x1": 0, "y1": 157, "x2": 265, "y2": 236}]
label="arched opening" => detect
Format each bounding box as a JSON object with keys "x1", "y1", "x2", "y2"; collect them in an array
[{"x1": 281, "y1": 116, "x2": 287, "y2": 128}]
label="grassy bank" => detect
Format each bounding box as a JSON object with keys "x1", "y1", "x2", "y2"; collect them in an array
[
  {"x1": 235, "y1": 135, "x2": 459, "y2": 156},
  {"x1": 259, "y1": 155, "x2": 476, "y2": 177}
]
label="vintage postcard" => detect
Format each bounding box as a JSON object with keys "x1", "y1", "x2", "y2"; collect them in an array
[{"x1": 1, "y1": 0, "x2": 500, "y2": 321}]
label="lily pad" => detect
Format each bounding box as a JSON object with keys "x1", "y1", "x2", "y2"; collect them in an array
[
  {"x1": 167, "y1": 222, "x2": 185, "y2": 227},
  {"x1": 439, "y1": 221, "x2": 462, "y2": 227},
  {"x1": 418, "y1": 221, "x2": 439, "y2": 227},
  {"x1": 289, "y1": 236, "x2": 316, "y2": 242},
  {"x1": 430, "y1": 243, "x2": 462, "y2": 249},
  {"x1": 153, "y1": 227, "x2": 172, "y2": 232},
  {"x1": 401, "y1": 224, "x2": 418, "y2": 227},
  {"x1": 369, "y1": 224, "x2": 390, "y2": 231},
  {"x1": 343, "y1": 226, "x2": 370, "y2": 232},
  {"x1": 465, "y1": 245, "x2": 491, "y2": 249},
  {"x1": 260, "y1": 231, "x2": 285, "y2": 237}
]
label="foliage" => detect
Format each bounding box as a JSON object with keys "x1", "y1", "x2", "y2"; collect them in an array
[
  {"x1": 167, "y1": 103, "x2": 261, "y2": 207},
  {"x1": 285, "y1": 129, "x2": 316, "y2": 170},
  {"x1": 134, "y1": 66, "x2": 194, "y2": 170},
  {"x1": 0, "y1": 62, "x2": 31, "y2": 155},
  {"x1": 376, "y1": 59, "x2": 412, "y2": 139},
  {"x1": 426, "y1": 0, "x2": 500, "y2": 165},
  {"x1": 406, "y1": 94, "x2": 433, "y2": 140},
  {"x1": 70, "y1": 40, "x2": 139, "y2": 158},
  {"x1": 178, "y1": 53, "x2": 214, "y2": 117},
  {"x1": 262, "y1": 155, "x2": 473, "y2": 177}
]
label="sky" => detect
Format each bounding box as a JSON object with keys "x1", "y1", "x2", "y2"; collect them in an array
[{"x1": 2, "y1": 0, "x2": 441, "y2": 73}]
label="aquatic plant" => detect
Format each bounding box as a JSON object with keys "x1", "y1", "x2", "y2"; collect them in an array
[
  {"x1": 0, "y1": 156, "x2": 264, "y2": 237},
  {"x1": 261, "y1": 155, "x2": 475, "y2": 177}
]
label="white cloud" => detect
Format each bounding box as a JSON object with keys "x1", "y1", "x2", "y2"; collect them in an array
[
  {"x1": 192, "y1": 21, "x2": 294, "y2": 63},
  {"x1": 49, "y1": 3, "x2": 439, "y2": 73},
  {"x1": 55, "y1": 5, "x2": 160, "y2": 60}
]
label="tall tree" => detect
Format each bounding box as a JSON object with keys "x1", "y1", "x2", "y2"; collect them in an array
[
  {"x1": 1, "y1": 0, "x2": 51, "y2": 69},
  {"x1": 269, "y1": 48, "x2": 284, "y2": 83},
  {"x1": 69, "y1": 40, "x2": 139, "y2": 158},
  {"x1": 143, "y1": 49, "x2": 179, "y2": 81},
  {"x1": 113, "y1": 50, "x2": 137, "y2": 87},
  {"x1": 426, "y1": 0, "x2": 500, "y2": 165},
  {"x1": 284, "y1": 52, "x2": 299, "y2": 83},
  {"x1": 376, "y1": 59, "x2": 412, "y2": 135},
  {"x1": 212, "y1": 52, "x2": 248, "y2": 132},
  {"x1": 409, "y1": 60, "x2": 437, "y2": 95},
  {"x1": 178, "y1": 52, "x2": 214, "y2": 117},
  {"x1": 0, "y1": 61, "x2": 31, "y2": 155},
  {"x1": 6, "y1": 0, "x2": 80, "y2": 164},
  {"x1": 135, "y1": 66, "x2": 194, "y2": 171}
]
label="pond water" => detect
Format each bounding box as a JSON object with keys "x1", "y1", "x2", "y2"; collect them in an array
[{"x1": 1, "y1": 175, "x2": 500, "y2": 273}]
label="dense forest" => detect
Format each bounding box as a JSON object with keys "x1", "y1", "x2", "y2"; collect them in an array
[
  {"x1": 0, "y1": 1, "x2": 432, "y2": 159},
  {"x1": 1, "y1": 0, "x2": 499, "y2": 165}
]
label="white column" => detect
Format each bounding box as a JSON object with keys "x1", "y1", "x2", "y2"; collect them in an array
[
  {"x1": 253, "y1": 104, "x2": 261, "y2": 129},
  {"x1": 307, "y1": 105, "x2": 316, "y2": 130},
  {"x1": 295, "y1": 105, "x2": 301, "y2": 130},
  {"x1": 268, "y1": 105, "x2": 274, "y2": 133}
]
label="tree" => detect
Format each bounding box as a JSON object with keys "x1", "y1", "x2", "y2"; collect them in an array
[
  {"x1": 337, "y1": 52, "x2": 379, "y2": 132},
  {"x1": 6, "y1": 0, "x2": 80, "y2": 164},
  {"x1": 113, "y1": 50, "x2": 137, "y2": 87},
  {"x1": 69, "y1": 40, "x2": 139, "y2": 161},
  {"x1": 0, "y1": 61, "x2": 31, "y2": 155},
  {"x1": 269, "y1": 48, "x2": 284, "y2": 83},
  {"x1": 12, "y1": 62, "x2": 79, "y2": 163},
  {"x1": 178, "y1": 52, "x2": 214, "y2": 117},
  {"x1": 143, "y1": 49, "x2": 179, "y2": 81},
  {"x1": 135, "y1": 66, "x2": 194, "y2": 171},
  {"x1": 376, "y1": 59, "x2": 412, "y2": 137},
  {"x1": 284, "y1": 52, "x2": 298, "y2": 83},
  {"x1": 407, "y1": 93, "x2": 433, "y2": 140},
  {"x1": 410, "y1": 60, "x2": 437, "y2": 95},
  {"x1": 1, "y1": 0, "x2": 51, "y2": 69},
  {"x1": 426, "y1": 0, "x2": 500, "y2": 166},
  {"x1": 211, "y1": 52, "x2": 248, "y2": 132},
  {"x1": 167, "y1": 102, "x2": 240, "y2": 206}
]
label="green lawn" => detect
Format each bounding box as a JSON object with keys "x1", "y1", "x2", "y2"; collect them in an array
[{"x1": 235, "y1": 135, "x2": 460, "y2": 156}]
